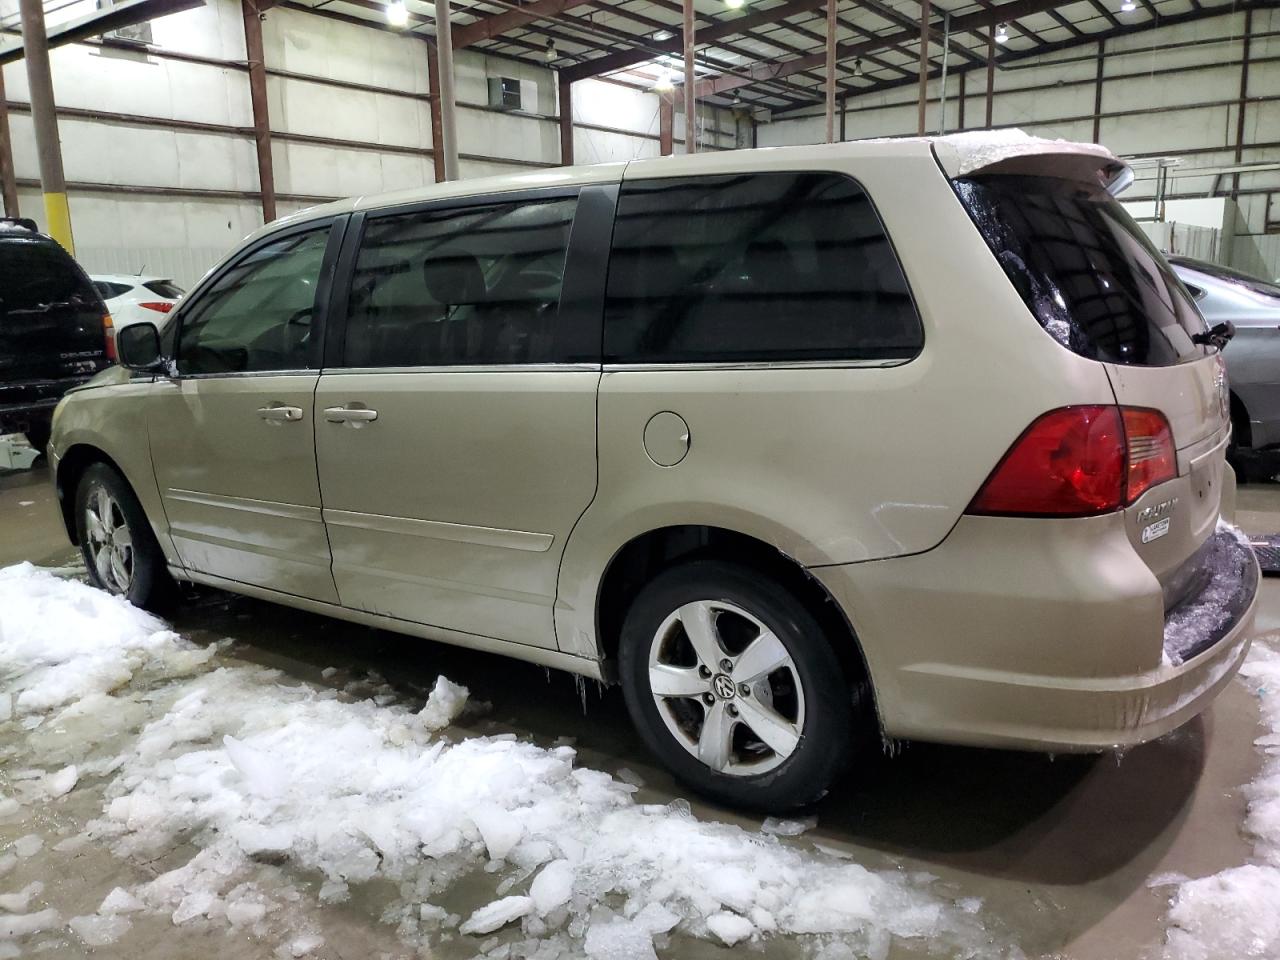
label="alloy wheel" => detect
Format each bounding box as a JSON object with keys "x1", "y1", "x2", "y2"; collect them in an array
[
  {"x1": 84, "y1": 484, "x2": 134, "y2": 595},
  {"x1": 647, "y1": 599, "x2": 805, "y2": 776}
]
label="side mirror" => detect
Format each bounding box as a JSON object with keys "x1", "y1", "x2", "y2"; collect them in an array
[{"x1": 117, "y1": 322, "x2": 166, "y2": 371}]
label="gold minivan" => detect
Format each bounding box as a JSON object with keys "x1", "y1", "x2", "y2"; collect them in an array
[{"x1": 48, "y1": 135, "x2": 1260, "y2": 810}]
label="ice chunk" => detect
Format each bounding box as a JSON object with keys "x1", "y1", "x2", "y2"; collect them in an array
[
  {"x1": 12, "y1": 834, "x2": 41, "y2": 859},
  {"x1": 172, "y1": 890, "x2": 216, "y2": 924},
  {"x1": 761, "y1": 815, "x2": 816, "y2": 837},
  {"x1": 460, "y1": 896, "x2": 534, "y2": 935},
  {"x1": 471, "y1": 805, "x2": 523, "y2": 862},
  {"x1": 706, "y1": 911, "x2": 754, "y2": 946},
  {"x1": 226, "y1": 900, "x2": 267, "y2": 927},
  {"x1": 0, "y1": 692, "x2": 11, "y2": 722},
  {"x1": 583, "y1": 916, "x2": 659, "y2": 960},
  {"x1": 530, "y1": 859, "x2": 573, "y2": 915},
  {"x1": 0, "y1": 908, "x2": 60, "y2": 939},
  {"x1": 289, "y1": 933, "x2": 325, "y2": 956},
  {"x1": 0, "y1": 882, "x2": 43, "y2": 912},
  {"x1": 99, "y1": 887, "x2": 145, "y2": 915},
  {"x1": 419, "y1": 676, "x2": 469, "y2": 731},
  {"x1": 0, "y1": 799, "x2": 18, "y2": 819},
  {"x1": 69, "y1": 914, "x2": 132, "y2": 946},
  {"x1": 44, "y1": 764, "x2": 78, "y2": 798},
  {"x1": 223, "y1": 735, "x2": 287, "y2": 798}
]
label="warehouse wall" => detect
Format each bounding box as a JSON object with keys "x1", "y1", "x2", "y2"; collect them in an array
[
  {"x1": 0, "y1": 0, "x2": 732, "y2": 286},
  {"x1": 756, "y1": 8, "x2": 1280, "y2": 279}
]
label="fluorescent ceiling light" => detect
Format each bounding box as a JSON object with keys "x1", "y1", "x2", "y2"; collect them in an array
[{"x1": 386, "y1": 0, "x2": 408, "y2": 26}]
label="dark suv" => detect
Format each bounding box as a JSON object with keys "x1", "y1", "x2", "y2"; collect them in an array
[{"x1": 0, "y1": 218, "x2": 112, "y2": 452}]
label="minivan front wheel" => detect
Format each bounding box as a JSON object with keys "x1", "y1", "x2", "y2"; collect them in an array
[
  {"x1": 619, "y1": 560, "x2": 854, "y2": 811},
  {"x1": 75, "y1": 463, "x2": 173, "y2": 610}
]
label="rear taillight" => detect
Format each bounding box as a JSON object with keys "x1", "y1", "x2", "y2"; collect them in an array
[
  {"x1": 103, "y1": 314, "x2": 117, "y2": 363},
  {"x1": 967, "y1": 405, "x2": 1176, "y2": 518},
  {"x1": 139, "y1": 301, "x2": 173, "y2": 314}
]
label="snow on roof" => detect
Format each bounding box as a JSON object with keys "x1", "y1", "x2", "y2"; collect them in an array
[{"x1": 930, "y1": 127, "x2": 1119, "y2": 178}]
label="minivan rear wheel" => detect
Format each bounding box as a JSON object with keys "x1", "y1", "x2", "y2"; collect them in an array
[
  {"x1": 619, "y1": 560, "x2": 854, "y2": 811},
  {"x1": 75, "y1": 463, "x2": 174, "y2": 610}
]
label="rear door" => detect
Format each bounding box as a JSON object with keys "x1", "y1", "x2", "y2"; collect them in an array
[
  {"x1": 0, "y1": 237, "x2": 107, "y2": 392},
  {"x1": 313, "y1": 186, "x2": 614, "y2": 649},
  {"x1": 952, "y1": 170, "x2": 1226, "y2": 588}
]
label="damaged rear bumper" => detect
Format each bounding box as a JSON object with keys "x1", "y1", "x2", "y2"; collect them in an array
[{"x1": 812, "y1": 516, "x2": 1259, "y2": 753}]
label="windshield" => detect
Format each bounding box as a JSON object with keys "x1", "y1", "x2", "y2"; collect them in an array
[
  {"x1": 955, "y1": 174, "x2": 1208, "y2": 367},
  {"x1": 1168, "y1": 256, "x2": 1280, "y2": 301}
]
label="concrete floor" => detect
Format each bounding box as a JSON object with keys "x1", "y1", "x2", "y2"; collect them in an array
[{"x1": 0, "y1": 463, "x2": 1275, "y2": 959}]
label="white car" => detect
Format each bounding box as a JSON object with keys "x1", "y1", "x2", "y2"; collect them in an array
[{"x1": 91, "y1": 274, "x2": 185, "y2": 329}]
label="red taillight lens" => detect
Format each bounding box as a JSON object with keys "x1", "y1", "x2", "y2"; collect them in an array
[
  {"x1": 139, "y1": 301, "x2": 174, "y2": 314},
  {"x1": 103, "y1": 314, "x2": 117, "y2": 363},
  {"x1": 1122, "y1": 407, "x2": 1177, "y2": 502},
  {"x1": 967, "y1": 405, "x2": 1177, "y2": 518}
]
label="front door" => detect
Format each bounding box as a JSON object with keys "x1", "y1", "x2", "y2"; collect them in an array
[
  {"x1": 149, "y1": 220, "x2": 345, "y2": 602},
  {"x1": 314, "y1": 189, "x2": 611, "y2": 648}
]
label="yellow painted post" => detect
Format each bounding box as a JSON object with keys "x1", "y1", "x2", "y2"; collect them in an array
[{"x1": 18, "y1": 0, "x2": 74, "y2": 254}]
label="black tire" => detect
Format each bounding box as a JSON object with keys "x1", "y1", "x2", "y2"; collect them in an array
[
  {"x1": 23, "y1": 419, "x2": 50, "y2": 455},
  {"x1": 74, "y1": 462, "x2": 175, "y2": 611},
  {"x1": 619, "y1": 559, "x2": 857, "y2": 811}
]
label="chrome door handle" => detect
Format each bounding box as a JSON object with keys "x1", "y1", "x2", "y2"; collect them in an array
[
  {"x1": 323, "y1": 406, "x2": 378, "y2": 423},
  {"x1": 257, "y1": 405, "x2": 303, "y2": 422}
]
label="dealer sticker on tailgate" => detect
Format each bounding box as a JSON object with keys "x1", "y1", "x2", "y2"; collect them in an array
[{"x1": 1142, "y1": 517, "x2": 1171, "y2": 543}]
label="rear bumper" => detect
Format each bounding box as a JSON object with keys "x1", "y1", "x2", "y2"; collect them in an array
[
  {"x1": 0, "y1": 376, "x2": 95, "y2": 431},
  {"x1": 813, "y1": 515, "x2": 1258, "y2": 752}
]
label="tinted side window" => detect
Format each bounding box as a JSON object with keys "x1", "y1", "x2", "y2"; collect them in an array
[
  {"x1": 144, "y1": 280, "x2": 185, "y2": 299},
  {"x1": 603, "y1": 173, "x2": 921, "y2": 364},
  {"x1": 95, "y1": 281, "x2": 134, "y2": 299},
  {"x1": 343, "y1": 196, "x2": 577, "y2": 367},
  {"x1": 177, "y1": 228, "x2": 331, "y2": 375}
]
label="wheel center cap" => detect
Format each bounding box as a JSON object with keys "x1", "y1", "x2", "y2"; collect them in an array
[{"x1": 712, "y1": 674, "x2": 736, "y2": 700}]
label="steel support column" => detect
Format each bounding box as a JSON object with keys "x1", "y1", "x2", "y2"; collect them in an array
[
  {"x1": 434, "y1": 0, "x2": 460, "y2": 181},
  {"x1": 957, "y1": 70, "x2": 965, "y2": 129},
  {"x1": 1232, "y1": 9, "x2": 1252, "y2": 198},
  {"x1": 682, "y1": 0, "x2": 695, "y2": 153},
  {"x1": 1091, "y1": 39, "x2": 1104, "y2": 142},
  {"x1": 558, "y1": 75, "x2": 574, "y2": 165},
  {"x1": 0, "y1": 69, "x2": 18, "y2": 217},
  {"x1": 659, "y1": 95, "x2": 674, "y2": 155},
  {"x1": 916, "y1": 0, "x2": 930, "y2": 135},
  {"x1": 242, "y1": 0, "x2": 276, "y2": 223},
  {"x1": 18, "y1": 0, "x2": 71, "y2": 249},
  {"x1": 839, "y1": 92, "x2": 847, "y2": 141},
  {"x1": 426, "y1": 42, "x2": 447, "y2": 182},
  {"x1": 985, "y1": 28, "x2": 995, "y2": 127},
  {"x1": 824, "y1": 0, "x2": 837, "y2": 143}
]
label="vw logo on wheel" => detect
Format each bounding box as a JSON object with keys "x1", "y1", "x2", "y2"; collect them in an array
[{"x1": 712, "y1": 674, "x2": 737, "y2": 700}]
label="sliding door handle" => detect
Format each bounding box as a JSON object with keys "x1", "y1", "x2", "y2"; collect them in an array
[
  {"x1": 257, "y1": 405, "x2": 303, "y2": 422},
  {"x1": 323, "y1": 406, "x2": 379, "y2": 424}
]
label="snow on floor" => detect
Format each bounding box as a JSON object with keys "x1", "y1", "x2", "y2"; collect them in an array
[
  {"x1": 0, "y1": 564, "x2": 1009, "y2": 958},
  {"x1": 1156, "y1": 638, "x2": 1280, "y2": 960}
]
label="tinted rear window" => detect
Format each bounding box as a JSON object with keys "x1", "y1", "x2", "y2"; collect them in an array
[
  {"x1": 144, "y1": 280, "x2": 185, "y2": 299},
  {"x1": 2, "y1": 240, "x2": 100, "y2": 314},
  {"x1": 955, "y1": 175, "x2": 1207, "y2": 367},
  {"x1": 604, "y1": 172, "x2": 921, "y2": 364}
]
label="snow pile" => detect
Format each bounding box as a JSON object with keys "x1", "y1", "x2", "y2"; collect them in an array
[
  {"x1": 0, "y1": 563, "x2": 1003, "y2": 957},
  {"x1": 90, "y1": 662, "x2": 999, "y2": 957},
  {"x1": 0, "y1": 563, "x2": 205, "y2": 716},
  {"x1": 1159, "y1": 639, "x2": 1280, "y2": 959}
]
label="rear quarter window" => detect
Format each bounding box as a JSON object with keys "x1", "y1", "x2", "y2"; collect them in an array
[
  {"x1": 144, "y1": 280, "x2": 185, "y2": 299},
  {"x1": 954, "y1": 174, "x2": 1207, "y2": 367},
  {"x1": 603, "y1": 172, "x2": 922, "y2": 364}
]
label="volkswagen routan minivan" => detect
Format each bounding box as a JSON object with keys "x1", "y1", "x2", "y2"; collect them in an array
[{"x1": 48, "y1": 133, "x2": 1259, "y2": 810}]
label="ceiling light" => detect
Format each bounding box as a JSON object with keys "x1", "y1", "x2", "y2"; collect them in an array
[
  {"x1": 544, "y1": 38, "x2": 557, "y2": 62},
  {"x1": 725, "y1": 0, "x2": 745, "y2": 9},
  {"x1": 853, "y1": 57, "x2": 862, "y2": 77},
  {"x1": 653, "y1": 68, "x2": 675, "y2": 93},
  {"x1": 994, "y1": 22, "x2": 1009, "y2": 43},
  {"x1": 385, "y1": 0, "x2": 408, "y2": 25},
  {"x1": 652, "y1": 29, "x2": 673, "y2": 40},
  {"x1": 1120, "y1": 0, "x2": 1135, "y2": 9}
]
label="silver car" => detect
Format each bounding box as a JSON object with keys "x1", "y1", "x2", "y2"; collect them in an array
[{"x1": 1170, "y1": 257, "x2": 1280, "y2": 477}]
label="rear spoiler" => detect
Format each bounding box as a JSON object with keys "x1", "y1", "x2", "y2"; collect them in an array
[{"x1": 931, "y1": 129, "x2": 1134, "y2": 197}]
